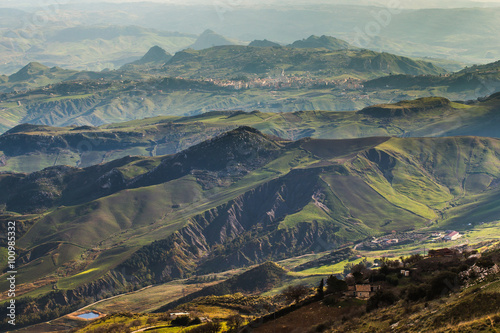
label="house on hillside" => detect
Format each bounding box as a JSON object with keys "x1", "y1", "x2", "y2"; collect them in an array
[
  {"x1": 400, "y1": 270, "x2": 410, "y2": 277},
  {"x1": 345, "y1": 284, "x2": 381, "y2": 299},
  {"x1": 169, "y1": 312, "x2": 190, "y2": 319},
  {"x1": 355, "y1": 284, "x2": 381, "y2": 299},
  {"x1": 345, "y1": 285, "x2": 355, "y2": 297},
  {"x1": 444, "y1": 231, "x2": 461, "y2": 241}
]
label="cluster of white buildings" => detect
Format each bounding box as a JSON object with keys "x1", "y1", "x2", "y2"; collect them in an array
[{"x1": 432, "y1": 230, "x2": 462, "y2": 242}]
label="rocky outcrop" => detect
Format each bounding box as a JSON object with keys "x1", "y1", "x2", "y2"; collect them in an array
[
  {"x1": 362, "y1": 148, "x2": 397, "y2": 183},
  {"x1": 191, "y1": 169, "x2": 318, "y2": 245},
  {"x1": 119, "y1": 167, "x2": 344, "y2": 282},
  {"x1": 460, "y1": 263, "x2": 500, "y2": 287}
]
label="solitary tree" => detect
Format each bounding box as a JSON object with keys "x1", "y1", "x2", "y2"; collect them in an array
[
  {"x1": 317, "y1": 278, "x2": 324, "y2": 299},
  {"x1": 282, "y1": 284, "x2": 310, "y2": 304}
]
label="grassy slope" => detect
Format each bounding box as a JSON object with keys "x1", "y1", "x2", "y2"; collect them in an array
[
  {"x1": 0, "y1": 146, "x2": 312, "y2": 294},
  {"x1": 1, "y1": 127, "x2": 500, "y2": 317}
]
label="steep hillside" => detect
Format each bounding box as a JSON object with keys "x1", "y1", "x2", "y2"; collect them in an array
[
  {"x1": 2, "y1": 128, "x2": 500, "y2": 328},
  {"x1": 2, "y1": 132, "x2": 500, "y2": 287},
  {"x1": 236, "y1": 245, "x2": 500, "y2": 333}
]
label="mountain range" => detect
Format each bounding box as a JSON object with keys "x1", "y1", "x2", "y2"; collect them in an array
[
  {"x1": 0, "y1": 34, "x2": 451, "y2": 94},
  {"x1": 2, "y1": 118, "x2": 500, "y2": 328},
  {"x1": 2, "y1": 3, "x2": 500, "y2": 73},
  {"x1": 119, "y1": 34, "x2": 356, "y2": 72},
  {"x1": 0, "y1": 37, "x2": 478, "y2": 135},
  {"x1": 1, "y1": 6, "x2": 500, "y2": 328}
]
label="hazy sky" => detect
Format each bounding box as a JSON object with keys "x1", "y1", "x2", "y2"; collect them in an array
[{"x1": 4, "y1": 0, "x2": 500, "y2": 6}]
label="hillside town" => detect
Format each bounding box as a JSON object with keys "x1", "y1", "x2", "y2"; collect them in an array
[{"x1": 200, "y1": 72, "x2": 364, "y2": 91}]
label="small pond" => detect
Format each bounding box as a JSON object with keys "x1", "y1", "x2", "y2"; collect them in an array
[{"x1": 77, "y1": 312, "x2": 100, "y2": 320}]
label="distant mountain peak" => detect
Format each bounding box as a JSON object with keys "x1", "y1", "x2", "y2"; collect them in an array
[
  {"x1": 17, "y1": 62, "x2": 50, "y2": 74},
  {"x1": 24, "y1": 62, "x2": 49, "y2": 70},
  {"x1": 189, "y1": 29, "x2": 237, "y2": 50},
  {"x1": 147, "y1": 45, "x2": 167, "y2": 53},
  {"x1": 289, "y1": 35, "x2": 352, "y2": 50},
  {"x1": 249, "y1": 39, "x2": 281, "y2": 48},
  {"x1": 121, "y1": 45, "x2": 172, "y2": 69},
  {"x1": 9, "y1": 62, "x2": 50, "y2": 82},
  {"x1": 139, "y1": 45, "x2": 171, "y2": 63},
  {"x1": 129, "y1": 126, "x2": 282, "y2": 188}
]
